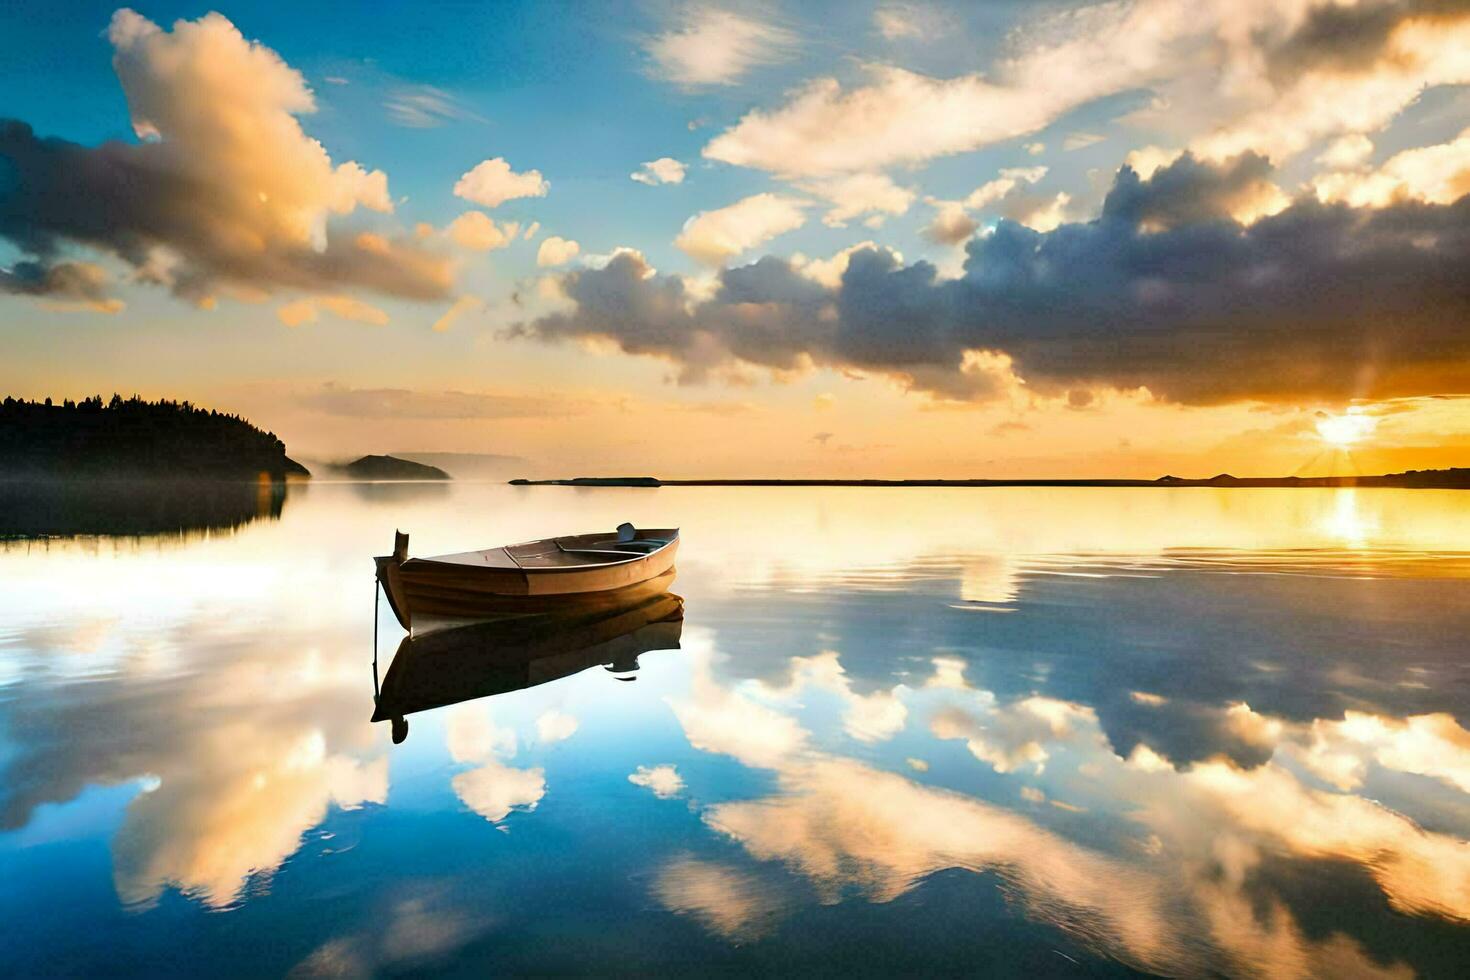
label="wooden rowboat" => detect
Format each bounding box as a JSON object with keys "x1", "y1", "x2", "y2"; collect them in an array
[{"x1": 375, "y1": 523, "x2": 679, "y2": 629}]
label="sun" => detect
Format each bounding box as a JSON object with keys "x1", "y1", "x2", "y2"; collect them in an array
[{"x1": 1315, "y1": 409, "x2": 1376, "y2": 447}]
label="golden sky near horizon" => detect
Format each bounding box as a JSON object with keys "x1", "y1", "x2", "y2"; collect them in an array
[{"x1": 3, "y1": 2, "x2": 1470, "y2": 477}]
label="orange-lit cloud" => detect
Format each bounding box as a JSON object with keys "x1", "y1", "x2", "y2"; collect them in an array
[
  {"x1": 453, "y1": 157, "x2": 548, "y2": 209},
  {"x1": 651, "y1": 856, "x2": 784, "y2": 939},
  {"x1": 0, "y1": 10, "x2": 453, "y2": 307},
  {"x1": 676, "y1": 193, "x2": 810, "y2": 266}
]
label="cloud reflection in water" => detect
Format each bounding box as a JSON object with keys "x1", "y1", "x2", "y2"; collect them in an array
[{"x1": 1, "y1": 484, "x2": 1467, "y2": 975}]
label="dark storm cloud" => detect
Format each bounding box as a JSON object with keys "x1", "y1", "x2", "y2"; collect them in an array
[
  {"x1": 0, "y1": 258, "x2": 113, "y2": 304},
  {"x1": 519, "y1": 152, "x2": 1470, "y2": 405},
  {"x1": 1098, "y1": 152, "x2": 1277, "y2": 230},
  {"x1": 1265, "y1": 0, "x2": 1470, "y2": 85},
  {"x1": 520, "y1": 251, "x2": 835, "y2": 383}
]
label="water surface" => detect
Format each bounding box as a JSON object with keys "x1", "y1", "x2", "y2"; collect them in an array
[{"x1": 2, "y1": 484, "x2": 1468, "y2": 976}]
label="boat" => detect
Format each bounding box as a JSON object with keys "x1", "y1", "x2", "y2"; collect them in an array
[
  {"x1": 371, "y1": 590, "x2": 684, "y2": 741},
  {"x1": 375, "y1": 523, "x2": 679, "y2": 629}
]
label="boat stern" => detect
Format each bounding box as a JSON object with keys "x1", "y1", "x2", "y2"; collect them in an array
[{"x1": 375, "y1": 530, "x2": 413, "y2": 630}]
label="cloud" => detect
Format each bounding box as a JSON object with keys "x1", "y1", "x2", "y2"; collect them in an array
[
  {"x1": 453, "y1": 157, "x2": 548, "y2": 209},
  {"x1": 383, "y1": 85, "x2": 483, "y2": 128},
  {"x1": 535, "y1": 709, "x2": 579, "y2": 744},
  {"x1": 1293, "y1": 711, "x2": 1470, "y2": 794},
  {"x1": 0, "y1": 11, "x2": 453, "y2": 306},
  {"x1": 665, "y1": 642, "x2": 811, "y2": 769},
  {"x1": 680, "y1": 678, "x2": 1437, "y2": 978},
  {"x1": 651, "y1": 857, "x2": 783, "y2": 940},
  {"x1": 644, "y1": 7, "x2": 797, "y2": 87},
  {"x1": 922, "y1": 200, "x2": 978, "y2": 245},
  {"x1": 1313, "y1": 127, "x2": 1470, "y2": 208},
  {"x1": 294, "y1": 889, "x2": 490, "y2": 975},
  {"x1": 675, "y1": 193, "x2": 809, "y2": 266},
  {"x1": 930, "y1": 697, "x2": 1094, "y2": 774},
  {"x1": 0, "y1": 260, "x2": 123, "y2": 313},
  {"x1": 515, "y1": 249, "x2": 832, "y2": 385},
  {"x1": 112, "y1": 735, "x2": 387, "y2": 908},
  {"x1": 1123, "y1": 145, "x2": 1182, "y2": 180},
  {"x1": 702, "y1": 66, "x2": 1058, "y2": 177},
  {"x1": 1102, "y1": 152, "x2": 1286, "y2": 229},
  {"x1": 1191, "y1": 1, "x2": 1470, "y2": 162},
  {"x1": 629, "y1": 764, "x2": 685, "y2": 798},
  {"x1": 1107, "y1": 698, "x2": 1282, "y2": 771},
  {"x1": 874, "y1": 7, "x2": 920, "y2": 40},
  {"x1": 295, "y1": 383, "x2": 559, "y2": 419},
  {"x1": 631, "y1": 157, "x2": 687, "y2": 185},
  {"x1": 1009, "y1": 190, "x2": 1071, "y2": 232},
  {"x1": 446, "y1": 211, "x2": 517, "y2": 251},
  {"x1": 964, "y1": 166, "x2": 1048, "y2": 210},
  {"x1": 452, "y1": 759, "x2": 545, "y2": 823},
  {"x1": 767, "y1": 651, "x2": 909, "y2": 743},
  {"x1": 277, "y1": 294, "x2": 390, "y2": 327},
  {"x1": 704, "y1": 757, "x2": 1187, "y2": 968},
  {"x1": 0, "y1": 612, "x2": 390, "y2": 909},
  {"x1": 445, "y1": 703, "x2": 518, "y2": 763},
  {"x1": 1180, "y1": 758, "x2": 1470, "y2": 924},
  {"x1": 924, "y1": 168, "x2": 1060, "y2": 245},
  {"x1": 536, "y1": 236, "x2": 580, "y2": 267},
  {"x1": 702, "y1": 1, "x2": 1470, "y2": 178},
  {"x1": 874, "y1": 4, "x2": 946, "y2": 41},
  {"x1": 793, "y1": 241, "x2": 897, "y2": 289},
  {"x1": 520, "y1": 151, "x2": 1470, "y2": 404},
  {"x1": 797, "y1": 172, "x2": 915, "y2": 227},
  {"x1": 1317, "y1": 134, "x2": 1375, "y2": 170},
  {"x1": 1063, "y1": 132, "x2": 1104, "y2": 152},
  {"x1": 432, "y1": 294, "x2": 483, "y2": 333}
]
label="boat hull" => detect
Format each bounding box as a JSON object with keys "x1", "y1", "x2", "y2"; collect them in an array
[{"x1": 376, "y1": 531, "x2": 679, "y2": 630}]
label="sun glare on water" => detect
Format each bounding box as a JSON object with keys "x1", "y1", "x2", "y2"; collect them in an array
[{"x1": 1315, "y1": 409, "x2": 1377, "y2": 447}]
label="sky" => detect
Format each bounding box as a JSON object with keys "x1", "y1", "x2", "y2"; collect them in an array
[{"x1": 2, "y1": 0, "x2": 1469, "y2": 478}]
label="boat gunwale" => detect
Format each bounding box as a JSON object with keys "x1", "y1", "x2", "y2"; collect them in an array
[{"x1": 411, "y1": 529, "x2": 679, "y2": 574}]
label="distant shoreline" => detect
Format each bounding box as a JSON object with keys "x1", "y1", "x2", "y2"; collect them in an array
[{"x1": 510, "y1": 469, "x2": 1470, "y2": 490}]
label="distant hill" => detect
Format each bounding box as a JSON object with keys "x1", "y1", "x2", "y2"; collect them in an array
[
  {"x1": 0, "y1": 395, "x2": 308, "y2": 480},
  {"x1": 511, "y1": 476, "x2": 660, "y2": 487},
  {"x1": 342, "y1": 455, "x2": 450, "y2": 480},
  {"x1": 1155, "y1": 469, "x2": 1470, "y2": 488},
  {"x1": 510, "y1": 468, "x2": 1470, "y2": 489}
]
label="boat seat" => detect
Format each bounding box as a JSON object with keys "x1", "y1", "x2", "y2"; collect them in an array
[
  {"x1": 609, "y1": 523, "x2": 669, "y2": 552},
  {"x1": 589, "y1": 539, "x2": 667, "y2": 553}
]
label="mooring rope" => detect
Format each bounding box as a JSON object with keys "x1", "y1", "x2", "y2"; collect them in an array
[{"x1": 372, "y1": 574, "x2": 381, "y2": 702}]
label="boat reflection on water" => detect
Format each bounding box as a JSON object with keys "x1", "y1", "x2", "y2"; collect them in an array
[{"x1": 372, "y1": 570, "x2": 684, "y2": 743}]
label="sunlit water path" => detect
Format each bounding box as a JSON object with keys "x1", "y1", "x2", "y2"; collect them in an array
[{"x1": 1, "y1": 485, "x2": 1468, "y2": 976}]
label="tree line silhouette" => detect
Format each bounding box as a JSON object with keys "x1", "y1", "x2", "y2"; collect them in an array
[{"x1": 0, "y1": 394, "x2": 308, "y2": 479}]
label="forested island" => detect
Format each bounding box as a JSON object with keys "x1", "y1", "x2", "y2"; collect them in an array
[{"x1": 0, "y1": 395, "x2": 309, "y2": 480}]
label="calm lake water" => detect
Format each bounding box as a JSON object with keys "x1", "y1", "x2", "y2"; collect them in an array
[{"x1": 2, "y1": 483, "x2": 1468, "y2": 977}]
